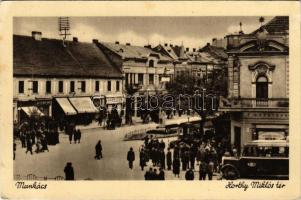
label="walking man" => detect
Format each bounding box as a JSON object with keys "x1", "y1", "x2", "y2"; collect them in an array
[
  {"x1": 127, "y1": 147, "x2": 135, "y2": 169},
  {"x1": 64, "y1": 162, "x2": 74, "y2": 180},
  {"x1": 95, "y1": 140, "x2": 103, "y2": 160},
  {"x1": 166, "y1": 148, "x2": 172, "y2": 170}
]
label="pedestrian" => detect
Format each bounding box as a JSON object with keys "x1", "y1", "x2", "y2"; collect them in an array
[
  {"x1": 127, "y1": 147, "x2": 135, "y2": 169},
  {"x1": 199, "y1": 161, "x2": 207, "y2": 180},
  {"x1": 190, "y1": 150, "x2": 195, "y2": 169},
  {"x1": 166, "y1": 148, "x2": 172, "y2": 170},
  {"x1": 95, "y1": 140, "x2": 103, "y2": 160},
  {"x1": 207, "y1": 161, "x2": 214, "y2": 180},
  {"x1": 64, "y1": 162, "x2": 74, "y2": 180},
  {"x1": 20, "y1": 132, "x2": 26, "y2": 148},
  {"x1": 144, "y1": 167, "x2": 153, "y2": 180},
  {"x1": 153, "y1": 168, "x2": 159, "y2": 180},
  {"x1": 185, "y1": 168, "x2": 194, "y2": 180},
  {"x1": 77, "y1": 129, "x2": 82, "y2": 144},
  {"x1": 41, "y1": 138, "x2": 49, "y2": 152},
  {"x1": 68, "y1": 132, "x2": 73, "y2": 144},
  {"x1": 160, "y1": 150, "x2": 165, "y2": 169},
  {"x1": 25, "y1": 139, "x2": 33, "y2": 155},
  {"x1": 73, "y1": 129, "x2": 78, "y2": 144},
  {"x1": 158, "y1": 168, "x2": 165, "y2": 180},
  {"x1": 172, "y1": 158, "x2": 180, "y2": 177},
  {"x1": 140, "y1": 148, "x2": 146, "y2": 171},
  {"x1": 159, "y1": 139, "x2": 165, "y2": 150},
  {"x1": 13, "y1": 142, "x2": 16, "y2": 160}
]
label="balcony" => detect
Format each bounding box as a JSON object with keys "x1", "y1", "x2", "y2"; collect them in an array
[{"x1": 219, "y1": 97, "x2": 289, "y2": 111}]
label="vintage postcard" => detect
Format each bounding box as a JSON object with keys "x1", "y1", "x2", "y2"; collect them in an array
[{"x1": 0, "y1": 1, "x2": 300, "y2": 199}]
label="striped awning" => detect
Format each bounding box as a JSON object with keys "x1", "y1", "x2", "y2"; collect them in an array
[
  {"x1": 55, "y1": 98, "x2": 77, "y2": 115},
  {"x1": 69, "y1": 97, "x2": 99, "y2": 114},
  {"x1": 20, "y1": 106, "x2": 44, "y2": 116}
]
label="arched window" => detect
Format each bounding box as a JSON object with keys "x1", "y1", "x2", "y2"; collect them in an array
[
  {"x1": 149, "y1": 60, "x2": 154, "y2": 67},
  {"x1": 256, "y1": 76, "x2": 268, "y2": 99}
]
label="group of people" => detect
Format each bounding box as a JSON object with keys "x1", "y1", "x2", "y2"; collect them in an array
[
  {"x1": 68, "y1": 128, "x2": 82, "y2": 144},
  {"x1": 16, "y1": 128, "x2": 58, "y2": 156},
  {"x1": 136, "y1": 134, "x2": 230, "y2": 180}
]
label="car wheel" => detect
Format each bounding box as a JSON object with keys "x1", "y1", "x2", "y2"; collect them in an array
[{"x1": 223, "y1": 167, "x2": 238, "y2": 180}]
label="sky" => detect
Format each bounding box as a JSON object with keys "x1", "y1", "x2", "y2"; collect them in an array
[{"x1": 13, "y1": 16, "x2": 274, "y2": 49}]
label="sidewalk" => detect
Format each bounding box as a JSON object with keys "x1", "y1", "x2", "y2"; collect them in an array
[{"x1": 73, "y1": 114, "x2": 201, "y2": 131}]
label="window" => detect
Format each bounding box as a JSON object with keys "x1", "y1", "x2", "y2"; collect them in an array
[
  {"x1": 138, "y1": 73, "x2": 144, "y2": 85},
  {"x1": 116, "y1": 81, "x2": 120, "y2": 92},
  {"x1": 46, "y1": 81, "x2": 51, "y2": 94},
  {"x1": 70, "y1": 81, "x2": 75, "y2": 93},
  {"x1": 32, "y1": 81, "x2": 38, "y2": 94},
  {"x1": 95, "y1": 81, "x2": 100, "y2": 92},
  {"x1": 256, "y1": 76, "x2": 268, "y2": 99},
  {"x1": 58, "y1": 81, "x2": 64, "y2": 93},
  {"x1": 18, "y1": 81, "x2": 24, "y2": 94},
  {"x1": 149, "y1": 60, "x2": 154, "y2": 67},
  {"x1": 107, "y1": 81, "x2": 111, "y2": 91},
  {"x1": 149, "y1": 74, "x2": 154, "y2": 85},
  {"x1": 81, "y1": 81, "x2": 86, "y2": 93}
]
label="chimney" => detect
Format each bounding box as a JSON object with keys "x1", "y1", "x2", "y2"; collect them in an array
[
  {"x1": 164, "y1": 43, "x2": 168, "y2": 47},
  {"x1": 193, "y1": 48, "x2": 196, "y2": 52},
  {"x1": 115, "y1": 41, "x2": 119, "y2": 44},
  {"x1": 126, "y1": 43, "x2": 131, "y2": 46},
  {"x1": 186, "y1": 47, "x2": 189, "y2": 52},
  {"x1": 73, "y1": 37, "x2": 78, "y2": 42},
  {"x1": 92, "y1": 39, "x2": 98, "y2": 44},
  {"x1": 32, "y1": 31, "x2": 42, "y2": 41}
]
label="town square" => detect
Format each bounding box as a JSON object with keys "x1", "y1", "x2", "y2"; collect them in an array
[{"x1": 13, "y1": 16, "x2": 289, "y2": 181}]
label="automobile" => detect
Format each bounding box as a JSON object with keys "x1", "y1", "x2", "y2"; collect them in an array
[
  {"x1": 146, "y1": 125, "x2": 178, "y2": 135},
  {"x1": 221, "y1": 139, "x2": 289, "y2": 180}
]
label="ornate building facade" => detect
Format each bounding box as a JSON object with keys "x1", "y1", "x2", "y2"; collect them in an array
[{"x1": 219, "y1": 16, "x2": 289, "y2": 153}]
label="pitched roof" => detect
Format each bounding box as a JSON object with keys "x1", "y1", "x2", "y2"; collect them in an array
[
  {"x1": 101, "y1": 42, "x2": 171, "y2": 61},
  {"x1": 13, "y1": 35, "x2": 122, "y2": 78},
  {"x1": 252, "y1": 16, "x2": 289, "y2": 34},
  {"x1": 200, "y1": 44, "x2": 228, "y2": 60}
]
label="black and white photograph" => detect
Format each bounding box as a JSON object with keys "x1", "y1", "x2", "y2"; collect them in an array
[
  {"x1": 12, "y1": 15, "x2": 290, "y2": 182},
  {"x1": 0, "y1": 1, "x2": 300, "y2": 199}
]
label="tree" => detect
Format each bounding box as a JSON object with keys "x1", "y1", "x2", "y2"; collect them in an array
[
  {"x1": 125, "y1": 84, "x2": 139, "y2": 125},
  {"x1": 166, "y1": 71, "x2": 227, "y2": 135}
]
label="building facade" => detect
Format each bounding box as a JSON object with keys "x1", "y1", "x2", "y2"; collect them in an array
[
  {"x1": 13, "y1": 32, "x2": 124, "y2": 125},
  {"x1": 219, "y1": 16, "x2": 289, "y2": 153}
]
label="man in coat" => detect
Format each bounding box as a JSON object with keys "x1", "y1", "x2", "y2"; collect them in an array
[
  {"x1": 64, "y1": 162, "x2": 74, "y2": 180},
  {"x1": 139, "y1": 148, "x2": 146, "y2": 171},
  {"x1": 166, "y1": 148, "x2": 172, "y2": 170},
  {"x1": 95, "y1": 140, "x2": 103, "y2": 159},
  {"x1": 127, "y1": 147, "x2": 135, "y2": 169},
  {"x1": 173, "y1": 158, "x2": 180, "y2": 177},
  {"x1": 25, "y1": 139, "x2": 33, "y2": 155}
]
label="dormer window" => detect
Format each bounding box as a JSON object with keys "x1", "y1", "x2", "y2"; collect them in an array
[{"x1": 149, "y1": 60, "x2": 154, "y2": 67}]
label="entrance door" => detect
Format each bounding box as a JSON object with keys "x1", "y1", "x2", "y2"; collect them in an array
[{"x1": 234, "y1": 126, "x2": 241, "y2": 155}]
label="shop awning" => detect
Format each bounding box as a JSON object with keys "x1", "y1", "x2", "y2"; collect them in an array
[
  {"x1": 20, "y1": 106, "x2": 44, "y2": 116},
  {"x1": 55, "y1": 98, "x2": 77, "y2": 115},
  {"x1": 69, "y1": 97, "x2": 99, "y2": 114}
]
